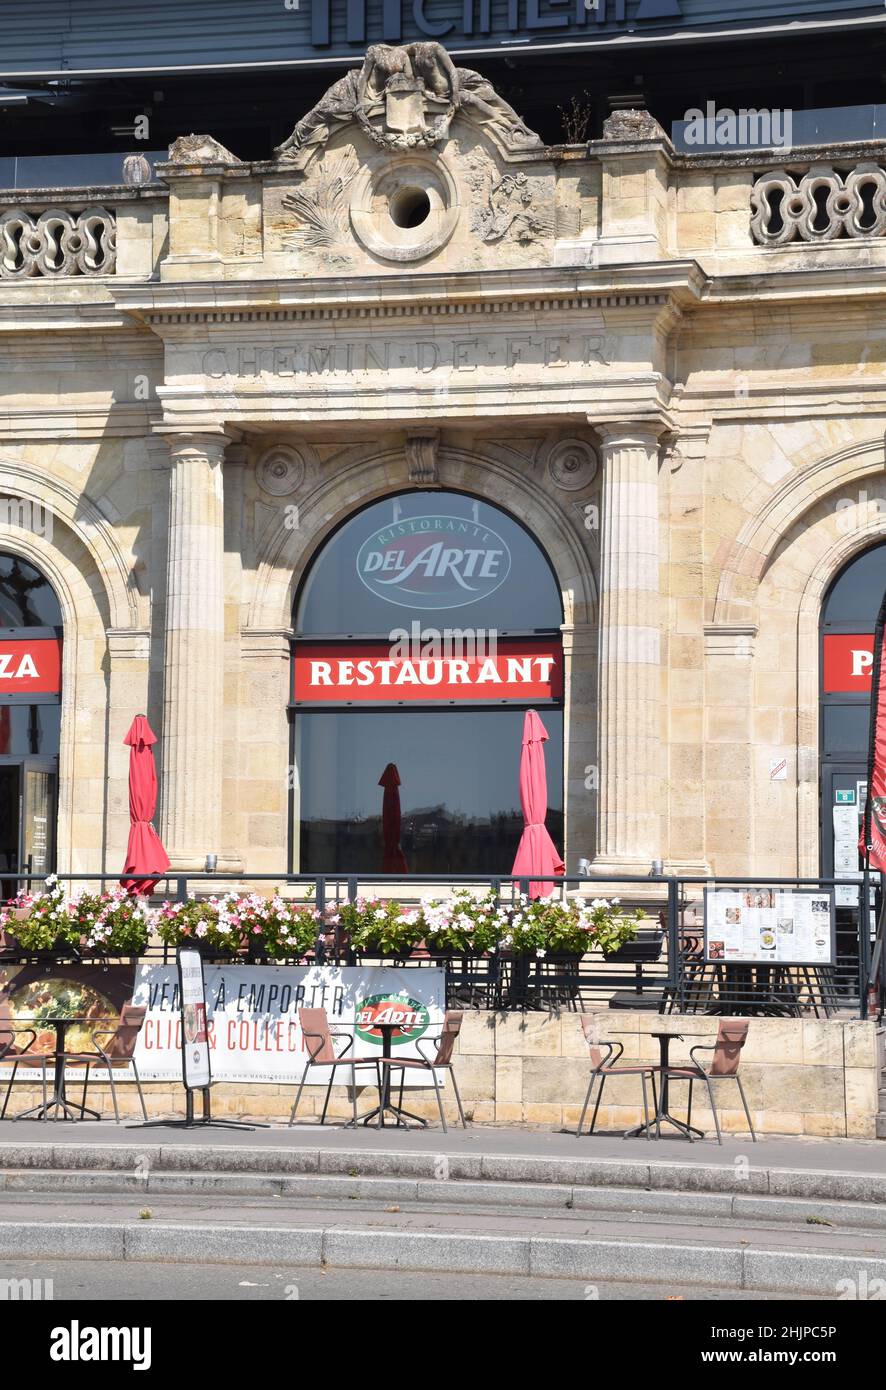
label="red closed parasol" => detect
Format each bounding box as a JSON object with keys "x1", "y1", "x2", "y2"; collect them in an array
[
  {"x1": 379, "y1": 762, "x2": 408, "y2": 874},
  {"x1": 511, "y1": 708, "x2": 565, "y2": 899},
  {"x1": 121, "y1": 714, "x2": 170, "y2": 896}
]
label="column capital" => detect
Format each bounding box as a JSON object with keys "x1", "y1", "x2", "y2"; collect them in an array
[
  {"x1": 590, "y1": 418, "x2": 672, "y2": 449},
  {"x1": 153, "y1": 428, "x2": 234, "y2": 466}
]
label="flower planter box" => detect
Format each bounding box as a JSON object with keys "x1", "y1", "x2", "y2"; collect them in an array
[{"x1": 603, "y1": 929, "x2": 664, "y2": 963}]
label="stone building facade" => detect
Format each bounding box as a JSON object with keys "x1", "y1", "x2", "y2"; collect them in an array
[{"x1": 0, "y1": 44, "x2": 884, "y2": 886}]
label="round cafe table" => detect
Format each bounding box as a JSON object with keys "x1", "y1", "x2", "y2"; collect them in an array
[
  {"x1": 360, "y1": 1019, "x2": 428, "y2": 1130},
  {"x1": 12, "y1": 1015, "x2": 115, "y2": 1122},
  {"x1": 625, "y1": 1030, "x2": 706, "y2": 1141}
]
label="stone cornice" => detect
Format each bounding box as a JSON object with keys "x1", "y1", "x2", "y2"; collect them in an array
[{"x1": 111, "y1": 262, "x2": 707, "y2": 329}]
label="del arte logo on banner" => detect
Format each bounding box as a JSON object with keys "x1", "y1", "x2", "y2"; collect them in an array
[
  {"x1": 357, "y1": 515, "x2": 511, "y2": 609},
  {"x1": 355, "y1": 995, "x2": 429, "y2": 1047}
]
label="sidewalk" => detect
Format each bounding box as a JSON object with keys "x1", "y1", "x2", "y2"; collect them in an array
[{"x1": 0, "y1": 1116, "x2": 884, "y2": 1174}]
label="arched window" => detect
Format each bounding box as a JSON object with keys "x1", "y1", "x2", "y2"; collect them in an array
[
  {"x1": 0, "y1": 552, "x2": 63, "y2": 891},
  {"x1": 820, "y1": 539, "x2": 886, "y2": 889},
  {"x1": 291, "y1": 490, "x2": 564, "y2": 874}
]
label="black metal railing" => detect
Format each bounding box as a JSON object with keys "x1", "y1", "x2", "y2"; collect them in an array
[{"x1": 0, "y1": 868, "x2": 882, "y2": 1019}]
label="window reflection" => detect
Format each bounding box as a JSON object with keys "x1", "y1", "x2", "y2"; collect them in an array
[{"x1": 297, "y1": 709, "x2": 563, "y2": 875}]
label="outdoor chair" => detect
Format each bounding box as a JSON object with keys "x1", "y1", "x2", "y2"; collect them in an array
[
  {"x1": 379, "y1": 1009, "x2": 467, "y2": 1133},
  {"x1": 661, "y1": 1018, "x2": 756, "y2": 1144},
  {"x1": 0, "y1": 1002, "x2": 47, "y2": 1118},
  {"x1": 288, "y1": 1007, "x2": 378, "y2": 1128},
  {"x1": 61, "y1": 1003, "x2": 148, "y2": 1122},
  {"x1": 575, "y1": 1015, "x2": 656, "y2": 1139}
]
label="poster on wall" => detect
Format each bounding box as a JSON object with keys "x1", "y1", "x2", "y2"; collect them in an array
[
  {"x1": 704, "y1": 888, "x2": 835, "y2": 965},
  {"x1": 131, "y1": 963, "x2": 445, "y2": 1086}
]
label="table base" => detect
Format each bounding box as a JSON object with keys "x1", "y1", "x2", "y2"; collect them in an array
[
  {"x1": 625, "y1": 1112, "x2": 705, "y2": 1141},
  {"x1": 15, "y1": 1095, "x2": 102, "y2": 1122}
]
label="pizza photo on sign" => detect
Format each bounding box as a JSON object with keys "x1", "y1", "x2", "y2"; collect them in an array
[{"x1": 183, "y1": 1001, "x2": 207, "y2": 1046}]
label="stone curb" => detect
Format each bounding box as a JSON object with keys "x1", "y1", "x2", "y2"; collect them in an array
[
  {"x1": 4, "y1": 1167, "x2": 886, "y2": 1230},
  {"x1": 2, "y1": 1140, "x2": 886, "y2": 1205},
  {"x1": 0, "y1": 1220, "x2": 882, "y2": 1293}
]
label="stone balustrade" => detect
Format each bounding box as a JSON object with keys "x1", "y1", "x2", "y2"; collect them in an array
[
  {"x1": 0, "y1": 205, "x2": 117, "y2": 278},
  {"x1": 750, "y1": 163, "x2": 886, "y2": 245}
]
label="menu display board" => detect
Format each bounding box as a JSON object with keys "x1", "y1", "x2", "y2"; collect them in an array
[
  {"x1": 177, "y1": 947, "x2": 212, "y2": 1090},
  {"x1": 704, "y1": 888, "x2": 835, "y2": 965}
]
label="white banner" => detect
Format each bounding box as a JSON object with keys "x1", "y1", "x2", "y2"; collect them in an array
[{"x1": 131, "y1": 963, "x2": 446, "y2": 1085}]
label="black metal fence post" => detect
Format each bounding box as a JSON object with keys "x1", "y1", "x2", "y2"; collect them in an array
[
  {"x1": 175, "y1": 876, "x2": 188, "y2": 904},
  {"x1": 666, "y1": 875, "x2": 680, "y2": 1008}
]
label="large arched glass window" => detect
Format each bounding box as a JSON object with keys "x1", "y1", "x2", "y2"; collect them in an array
[
  {"x1": 291, "y1": 490, "x2": 564, "y2": 875},
  {"x1": 820, "y1": 539, "x2": 886, "y2": 889}
]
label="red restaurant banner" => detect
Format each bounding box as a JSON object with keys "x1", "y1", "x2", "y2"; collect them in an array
[
  {"x1": 0, "y1": 637, "x2": 62, "y2": 694},
  {"x1": 823, "y1": 633, "x2": 874, "y2": 693},
  {"x1": 860, "y1": 594, "x2": 886, "y2": 871},
  {"x1": 293, "y1": 639, "x2": 563, "y2": 704}
]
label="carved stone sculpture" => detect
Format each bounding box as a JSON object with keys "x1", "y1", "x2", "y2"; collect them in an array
[
  {"x1": 602, "y1": 109, "x2": 668, "y2": 143},
  {"x1": 276, "y1": 42, "x2": 541, "y2": 167},
  {"x1": 166, "y1": 134, "x2": 241, "y2": 165}
]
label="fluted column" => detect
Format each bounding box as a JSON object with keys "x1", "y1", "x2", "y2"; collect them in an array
[
  {"x1": 158, "y1": 430, "x2": 229, "y2": 869},
  {"x1": 591, "y1": 422, "x2": 664, "y2": 874}
]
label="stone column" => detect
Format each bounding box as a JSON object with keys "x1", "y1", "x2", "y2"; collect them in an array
[
  {"x1": 591, "y1": 422, "x2": 664, "y2": 874},
  {"x1": 157, "y1": 430, "x2": 231, "y2": 870}
]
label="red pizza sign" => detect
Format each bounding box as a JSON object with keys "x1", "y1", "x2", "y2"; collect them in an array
[
  {"x1": 0, "y1": 638, "x2": 61, "y2": 693},
  {"x1": 293, "y1": 639, "x2": 563, "y2": 704},
  {"x1": 823, "y1": 634, "x2": 874, "y2": 693}
]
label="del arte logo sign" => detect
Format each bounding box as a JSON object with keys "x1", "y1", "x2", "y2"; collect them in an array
[
  {"x1": 356, "y1": 516, "x2": 511, "y2": 610},
  {"x1": 354, "y1": 994, "x2": 430, "y2": 1047}
]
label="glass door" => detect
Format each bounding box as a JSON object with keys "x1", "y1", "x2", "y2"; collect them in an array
[
  {"x1": 0, "y1": 763, "x2": 20, "y2": 901},
  {"x1": 0, "y1": 756, "x2": 57, "y2": 900},
  {"x1": 23, "y1": 760, "x2": 56, "y2": 886}
]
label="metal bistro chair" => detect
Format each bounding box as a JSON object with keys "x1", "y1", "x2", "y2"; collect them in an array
[
  {"x1": 288, "y1": 1007, "x2": 378, "y2": 1128},
  {"x1": 0, "y1": 1002, "x2": 47, "y2": 1118},
  {"x1": 380, "y1": 1010, "x2": 467, "y2": 1133},
  {"x1": 575, "y1": 1015, "x2": 656, "y2": 1139},
  {"x1": 663, "y1": 1018, "x2": 756, "y2": 1145},
  {"x1": 62, "y1": 1003, "x2": 148, "y2": 1122}
]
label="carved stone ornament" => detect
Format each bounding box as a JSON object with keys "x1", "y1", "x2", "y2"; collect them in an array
[
  {"x1": 405, "y1": 433, "x2": 440, "y2": 485},
  {"x1": 750, "y1": 164, "x2": 886, "y2": 245},
  {"x1": 471, "y1": 172, "x2": 552, "y2": 245},
  {"x1": 166, "y1": 133, "x2": 242, "y2": 165},
  {"x1": 601, "y1": 109, "x2": 668, "y2": 143},
  {"x1": 0, "y1": 206, "x2": 116, "y2": 278},
  {"x1": 545, "y1": 438, "x2": 599, "y2": 491},
  {"x1": 256, "y1": 445, "x2": 306, "y2": 497},
  {"x1": 281, "y1": 151, "x2": 357, "y2": 263},
  {"x1": 275, "y1": 42, "x2": 541, "y2": 168}
]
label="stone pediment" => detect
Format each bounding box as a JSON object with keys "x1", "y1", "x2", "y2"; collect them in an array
[
  {"x1": 263, "y1": 44, "x2": 560, "y2": 276},
  {"x1": 275, "y1": 42, "x2": 542, "y2": 170}
]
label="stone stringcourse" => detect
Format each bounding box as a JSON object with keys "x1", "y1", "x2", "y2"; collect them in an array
[
  {"x1": 0, "y1": 205, "x2": 117, "y2": 277},
  {"x1": 750, "y1": 164, "x2": 886, "y2": 244}
]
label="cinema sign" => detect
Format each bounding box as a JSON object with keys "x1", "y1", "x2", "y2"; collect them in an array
[{"x1": 308, "y1": 0, "x2": 685, "y2": 48}]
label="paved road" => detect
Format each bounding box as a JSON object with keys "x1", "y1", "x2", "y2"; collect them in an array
[{"x1": 0, "y1": 1259, "x2": 815, "y2": 1301}]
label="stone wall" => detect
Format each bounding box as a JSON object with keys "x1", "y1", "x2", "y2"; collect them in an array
[{"x1": 5, "y1": 1011, "x2": 880, "y2": 1138}]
